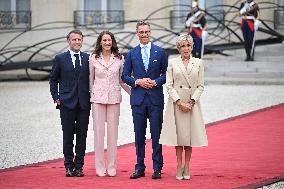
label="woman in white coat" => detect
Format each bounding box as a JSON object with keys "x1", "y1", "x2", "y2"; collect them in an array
[{"x1": 159, "y1": 34, "x2": 208, "y2": 180}]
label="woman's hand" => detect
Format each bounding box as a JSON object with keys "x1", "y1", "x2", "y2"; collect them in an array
[
  {"x1": 176, "y1": 100, "x2": 191, "y2": 113},
  {"x1": 176, "y1": 99, "x2": 195, "y2": 113}
]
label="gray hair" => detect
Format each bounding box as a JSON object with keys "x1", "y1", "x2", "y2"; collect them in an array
[
  {"x1": 136, "y1": 20, "x2": 151, "y2": 31},
  {"x1": 176, "y1": 34, "x2": 194, "y2": 49}
]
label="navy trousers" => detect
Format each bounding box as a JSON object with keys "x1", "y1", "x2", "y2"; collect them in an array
[
  {"x1": 60, "y1": 103, "x2": 89, "y2": 170},
  {"x1": 131, "y1": 95, "x2": 164, "y2": 171},
  {"x1": 242, "y1": 20, "x2": 255, "y2": 60},
  {"x1": 191, "y1": 29, "x2": 203, "y2": 59}
]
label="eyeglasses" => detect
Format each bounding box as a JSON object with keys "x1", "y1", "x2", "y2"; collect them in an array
[{"x1": 138, "y1": 30, "x2": 150, "y2": 35}]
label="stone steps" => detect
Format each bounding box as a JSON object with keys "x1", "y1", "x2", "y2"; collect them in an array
[{"x1": 203, "y1": 43, "x2": 284, "y2": 84}]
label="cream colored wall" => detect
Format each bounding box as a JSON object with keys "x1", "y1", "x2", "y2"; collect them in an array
[
  {"x1": 124, "y1": 0, "x2": 173, "y2": 30},
  {"x1": 31, "y1": 0, "x2": 76, "y2": 26},
  {"x1": 0, "y1": 0, "x2": 81, "y2": 62},
  {"x1": 0, "y1": 0, "x2": 282, "y2": 62},
  {"x1": 122, "y1": 0, "x2": 175, "y2": 47}
]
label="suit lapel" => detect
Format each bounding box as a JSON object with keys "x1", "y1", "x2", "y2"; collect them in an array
[
  {"x1": 95, "y1": 54, "x2": 106, "y2": 69},
  {"x1": 80, "y1": 52, "x2": 87, "y2": 68},
  {"x1": 176, "y1": 57, "x2": 192, "y2": 87},
  {"x1": 65, "y1": 51, "x2": 75, "y2": 69},
  {"x1": 79, "y1": 52, "x2": 89, "y2": 76},
  {"x1": 187, "y1": 56, "x2": 194, "y2": 74},
  {"x1": 147, "y1": 44, "x2": 155, "y2": 72},
  {"x1": 97, "y1": 53, "x2": 115, "y2": 68},
  {"x1": 107, "y1": 54, "x2": 115, "y2": 68},
  {"x1": 135, "y1": 46, "x2": 147, "y2": 74}
]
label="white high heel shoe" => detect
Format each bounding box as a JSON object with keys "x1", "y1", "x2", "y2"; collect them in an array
[
  {"x1": 183, "y1": 175, "x2": 190, "y2": 180},
  {"x1": 176, "y1": 167, "x2": 183, "y2": 180},
  {"x1": 183, "y1": 167, "x2": 190, "y2": 180},
  {"x1": 176, "y1": 175, "x2": 183, "y2": 180}
]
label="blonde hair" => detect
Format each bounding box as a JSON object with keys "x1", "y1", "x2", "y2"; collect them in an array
[{"x1": 176, "y1": 34, "x2": 194, "y2": 49}]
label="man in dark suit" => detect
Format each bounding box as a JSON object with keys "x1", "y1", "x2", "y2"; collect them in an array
[
  {"x1": 49, "y1": 30, "x2": 90, "y2": 177},
  {"x1": 122, "y1": 20, "x2": 168, "y2": 179}
]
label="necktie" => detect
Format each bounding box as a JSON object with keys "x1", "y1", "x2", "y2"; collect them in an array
[
  {"x1": 74, "y1": 54, "x2": 80, "y2": 74},
  {"x1": 142, "y1": 46, "x2": 149, "y2": 71}
]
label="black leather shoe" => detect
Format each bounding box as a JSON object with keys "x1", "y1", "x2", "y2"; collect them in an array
[
  {"x1": 130, "y1": 170, "x2": 145, "y2": 179},
  {"x1": 66, "y1": 168, "x2": 74, "y2": 177},
  {"x1": 74, "y1": 168, "x2": 84, "y2": 177},
  {"x1": 152, "y1": 170, "x2": 161, "y2": 179}
]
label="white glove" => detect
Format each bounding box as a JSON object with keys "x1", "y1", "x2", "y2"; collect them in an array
[
  {"x1": 186, "y1": 16, "x2": 195, "y2": 27},
  {"x1": 202, "y1": 30, "x2": 208, "y2": 42},
  {"x1": 254, "y1": 19, "x2": 261, "y2": 30}
]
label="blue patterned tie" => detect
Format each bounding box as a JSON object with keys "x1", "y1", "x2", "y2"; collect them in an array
[{"x1": 142, "y1": 46, "x2": 149, "y2": 71}]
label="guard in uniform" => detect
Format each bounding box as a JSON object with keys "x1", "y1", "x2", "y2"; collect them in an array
[
  {"x1": 239, "y1": 0, "x2": 260, "y2": 61},
  {"x1": 185, "y1": 1, "x2": 207, "y2": 59}
]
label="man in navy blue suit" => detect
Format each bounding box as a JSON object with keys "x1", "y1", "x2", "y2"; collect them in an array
[
  {"x1": 122, "y1": 20, "x2": 168, "y2": 179},
  {"x1": 50, "y1": 30, "x2": 90, "y2": 177}
]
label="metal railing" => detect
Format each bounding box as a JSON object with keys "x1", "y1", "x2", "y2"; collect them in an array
[
  {"x1": 1, "y1": 3, "x2": 283, "y2": 80},
  {"x1": 74, "y1": 10, "x2": 124, "y2": 29},
  {"x1": 0, "y1": 11, "x2": 31, "y2": 30}
]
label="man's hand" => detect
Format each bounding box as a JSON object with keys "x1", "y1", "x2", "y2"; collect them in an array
[
  {"x1": 54, "y1": 99, "x2": 61, "y2": 109},
  {"x1": 55, "y1": 99, "x2": 61, "y2": 105},
  {"x1": 136, "y1": 78, "x2": 156, "y2": 89},
  {"x1": 146, "y1": 79, "x2": 157, "y2": 88}
]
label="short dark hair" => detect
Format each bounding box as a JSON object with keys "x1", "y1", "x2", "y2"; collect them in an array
[
  {"x1": 67, "y1": 29, "x2": 83, "y2": 40},
  {"x1": 136, "y1": 20, "x2": 151, "y2": 31}
]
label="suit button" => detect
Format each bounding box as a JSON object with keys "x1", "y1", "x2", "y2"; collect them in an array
[
  {"x1": 180, "y1": 86, "x2": 182, "y2": 88},
  {"x1": 189, "y1": 86, "x2": 191, "y2": 88}
]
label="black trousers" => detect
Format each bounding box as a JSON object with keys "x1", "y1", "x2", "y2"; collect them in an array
[{"x1": 60, "y1": 103, "x2": 90, "y2": 169}]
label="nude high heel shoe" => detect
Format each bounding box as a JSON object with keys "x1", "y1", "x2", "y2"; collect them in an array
[
  {"x1": 176, "y1": 175, "x2": 183, "y2": 180},
  {"x1": 176, "y1": 167, "x2": 183, "y2": 180},
  {"x1": 183, "y1": 175, "x2": 190, "y2": 180},
  {"x1": 183, "y1": 167, "x2": 190, "y2": 180}
]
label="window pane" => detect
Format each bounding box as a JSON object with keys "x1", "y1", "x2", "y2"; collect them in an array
[
  {"x1": 16, "y1": 0, "x2": 30, "y2": 11},
  {"x1": 84, "y1": 0, "x2": 101, "y2": 10},
  {"x1": 175, "y1": 0, "x2": 191, "y2": 11},
  {"x1": 107, "y1": 0, "x2": 122, "y2": 10},
  {"x1": 78, "y1": 0, "x2": 124, "y2": 29},
  {"x1": 205, "y1": 0, "x2": 224, "y2": 27},
  {"x1": 0, "y1": 0, "x2": 11, "y2": 11},
  {"x1": 84, "y1": 0, "x2": 122, "y2": 11},
  {"x1": 205, "y1": 0, "x2": 223, "y2": 10}
]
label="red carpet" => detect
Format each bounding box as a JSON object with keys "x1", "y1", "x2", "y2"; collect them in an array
[{"x1": 1, "y1": 104, "x2": 284, "y2": 189}]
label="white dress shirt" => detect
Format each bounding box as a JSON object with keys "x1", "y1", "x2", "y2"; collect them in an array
[
  {"x1": 140, "y1": 42, "x2": 151, "y2": 64},
  {"x1": 69, "y1": 49, "x2": 81, "y2": 68}
]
